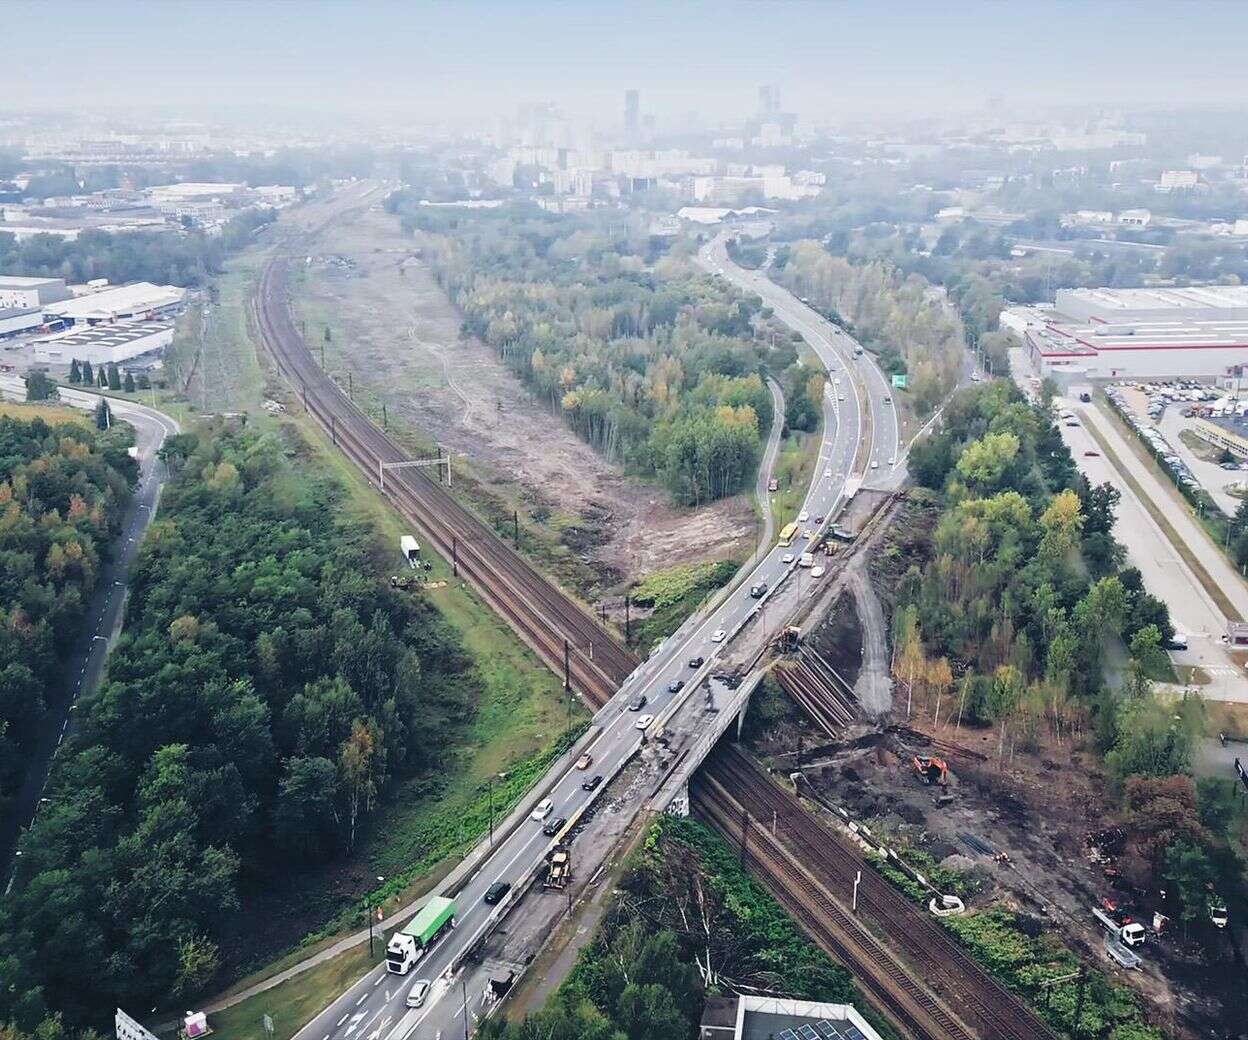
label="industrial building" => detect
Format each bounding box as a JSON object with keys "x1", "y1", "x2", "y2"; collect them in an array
[
  {"x1": 33, "y1": 320, "x2": 174, "y2": 366},
  {"x1": 0, "y1": 306, "x2": 43, "y2": 338},
  {"x1": 1005, "y1": 286, "x2": 1248, "y2": 381},
  {"x1": 0, "y1": 275, "x2": 71, "y2": 310},
  {"x1": 700, "y1": 995, "x2": 882, "y2": 1040},
  {"x1": 44, "y1": 282, "x2": 186, "y2": 326}
]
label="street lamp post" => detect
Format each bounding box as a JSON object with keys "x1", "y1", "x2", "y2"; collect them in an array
[
  {"x1": 367, "y1": 876, "x2": 385, "y2": 958},
  {"x1": 487, "y1": 772, "x2": 508, "y2": 847}
]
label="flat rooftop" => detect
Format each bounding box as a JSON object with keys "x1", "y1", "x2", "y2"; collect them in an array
[
  {"x1": 742, "y1": 1010, "x2": 870, "y2": 1040},
  {"x1": 1058, "y1": 285, "x2": 1248, "y2": 313},
  {"x1": 45, "y1": 282, "x2": 185, "y2": 319},
  {"x1": 0, "y1": 276, "x2": 64, "y2": 287},
  {"x1": 1030, "y1": 319, "x2": 1248, "y2": 356},
  {"x1": 37, "y1": 319, "x2": 173, "y2": 348}
]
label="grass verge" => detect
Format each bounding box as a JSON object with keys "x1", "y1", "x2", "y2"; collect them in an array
[
  {"x1": 773, "y1": 426, "x2": 823, "y2": 534},
  {"x1": 0, "y1": 401, "x2": 89, "y2": 424}
]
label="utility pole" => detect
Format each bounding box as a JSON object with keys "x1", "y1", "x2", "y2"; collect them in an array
[
  {"x1": 487, "y1": 775, "x2": 494, "y2": 846},
  {"x1": 852, "y1": 870, "x2": 861, "y2": 913},
  {"x1": 625, "y1": 593, "x2": 631, "y2": 642},
  {"x1": 348, "y1": 371, "x2": 353, "y2": 400},
  {"x1": 739, "y1": 810, "x2": 750, "y2": 866},
  {"x1": 1072, "y1": 966, "x2": 1087, "y2": 1036},
  {"x1": 462, "y1": 978, "x2": 469, "y2": 1040},
  {"x1": 513, "y1": 509, "x2": 519, "y2": 547},
  {"x1": 367, "y1": 904, "x2": 374, "y2": 957},
  {"x1": 382, "y1": 402, "x2": 387, "y2": 431},
  {"x1": 331, "y1": 414, "x2": 337, "y2": 445},
  {"x1": 563, "y1": 638, "x2": 571, "y2": 690},
  {"x1": 452, "y1": 536, "x2": 458, "y2": 577}
]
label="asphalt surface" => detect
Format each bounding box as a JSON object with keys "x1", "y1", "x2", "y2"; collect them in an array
[
  {"x1": 0, "y1": 390, "x2": 177, "y2": 886},
  {"x1": 291, "y1": 235, "x2": 902, "y2": 1040},
  {"x1": 1059, "y1": 396, "x2": 1248, "y2": 702}
]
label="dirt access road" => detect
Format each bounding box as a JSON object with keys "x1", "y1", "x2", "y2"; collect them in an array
[{"x1": 291, "y1": 205, "x2": 756, "y2": 593}]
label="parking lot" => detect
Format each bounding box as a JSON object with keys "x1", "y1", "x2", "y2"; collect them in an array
[{"x1": 1056, "y1": 393, "x2": 1248, "y2": 703}]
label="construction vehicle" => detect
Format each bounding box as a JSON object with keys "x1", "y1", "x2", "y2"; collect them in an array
[
  {"x1": 544, "y1": 843, "x2": 571, "y2": 889},
  {"x1": 777, "y1": 626, "x2": 801, "y2": 653},
  {"x1": 1093, "y1": 907, "x2": 1147, "y2": 947},
  {"x1": 912, "y1": 754, "x2": 948, "y2": 787}
]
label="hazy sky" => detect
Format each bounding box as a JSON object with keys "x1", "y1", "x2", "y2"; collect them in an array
[{"x1": 7, "y1": 0, "x2": 1248, "y2": 127}]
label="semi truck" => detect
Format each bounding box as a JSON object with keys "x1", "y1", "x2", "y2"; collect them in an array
[{"x1": 386, "y1": 896, "x2": 456, "y2": 975}]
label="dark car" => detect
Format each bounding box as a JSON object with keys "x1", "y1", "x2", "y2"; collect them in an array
[
  {"x1": 484, "y1": 881, "x2": 510, "y2": 905},
  {"x1": 542, "y1": 816, "x2": 567, "y2": 837},
  {"x1": 667, "y1": 678, "x2": 685, "y2": 693},
  {"x1": 749, "y1": 582, "x2": 768, "y2": 599},
  {"x1": 582, "y1": 774, "x2": 604, "y2": 792},
  {"x1": 814, "y1": 515, "x2": 825, "y2": 524},
  {"x1": 628, "y1": 694, "x2": 647, "y2": 711},
  {"x1": 688, "y1": 656, "x2": 704, "y2": 669}
]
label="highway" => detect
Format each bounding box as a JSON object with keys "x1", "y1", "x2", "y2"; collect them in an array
[{"x1": 286, "y1": 224, "x2": 901, "y2": 1040}]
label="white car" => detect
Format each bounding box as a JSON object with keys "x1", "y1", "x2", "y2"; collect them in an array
[
  {"x1": 635, "y1": 713, "x2": 655, "y2": 729},
  {"x1": 870, "y1": 461, "x2": 879, "y2": 469},
  {"x1": 531, "y1": 798, "x2": 553, "y2": 821},
  {"x1": 711, "y1": 628, "x2": 727, "y2": 643},
  {"x1": 406, "y1": 980, "x2": 431, "y2": 1008},
  {"x1": 811, "y1": 566, "x2": 826, "y2": 578},
  {"x1": 888, "y1": 457, "x2": 895, "y2": 466},
  {"x1": 823, "y1": 468, "x2": 831, "y2": 477},
  {"x1": 798, "y1": 510, "x2": 809, "y2": 522},
  {"x1": 781, "y1": 553, "x2": 794, "y2": 564}
]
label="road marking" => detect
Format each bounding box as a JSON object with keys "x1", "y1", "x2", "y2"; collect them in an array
[
  {"x1": 336, "y1": 1016, "x2": 348, "y2": 1027},
  {"x1": 356, "y1": 994, "x2": 368, "y2": 1006},
  {"x1": 374, "y1": 975, "x2": 384, "y2": 986}
]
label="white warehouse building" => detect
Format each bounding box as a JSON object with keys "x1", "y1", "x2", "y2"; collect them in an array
[
  {"x1": 1004, "y1": 286, "x2": 1248, "y2": 380},
  {"x1": 33, "y1": 320, "x2": 174, "y2": 366},
  {"x1": 44, "y1": 282, "x2": 186, "y2": 326}
]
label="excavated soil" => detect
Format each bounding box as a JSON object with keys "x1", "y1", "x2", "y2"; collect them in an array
[{"x1": 295, "y1": 207, "x2": 755, "y2": 591}]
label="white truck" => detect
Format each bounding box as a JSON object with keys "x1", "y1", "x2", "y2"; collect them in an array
[
  {"x1": 798, "y1": 552, "x2": 815, "y2": 568},
  {"x1": 400, "y1": 535, "x2": 421, "y2": 568},
  {"x1": 1092, "y1": 907, "x2": 1146, "y2": 946}
]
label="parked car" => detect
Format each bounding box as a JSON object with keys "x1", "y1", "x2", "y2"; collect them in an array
[
  {"x1": 1084, "y1": 449, "x2": 1100, "y2": 457},
  {"x1": 798, "y1": 510, "x2": 809, "y2": 522},
  {"x1": 811, "y1": 566, "x2": 826, "y2": 578},
  {"x1": 531, "y1": 798, "x2": 553, "y2": 821},
  {"x1": 484, "y1": 882, "x2": 510, "y2": 905},
  {"x1": 781, "y1": 553, "x2": 794, "y2": 564},
  {"x1": 582, "y1": 774, "x2": 604, "y2": 791}
]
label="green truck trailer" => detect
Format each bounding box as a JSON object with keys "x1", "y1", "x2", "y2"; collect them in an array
[{"x1": 385, "y1": 896, "x2": 456, "y2": 974}]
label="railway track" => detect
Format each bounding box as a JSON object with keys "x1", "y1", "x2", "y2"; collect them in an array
[
  {"x1": 253, "y1": 258, "x2": 636, "y2": 708},
  {"x1": 692, "y1": 771, "x2": 972, "y2": 1040},
  {"x1": 697, "y1": 745, "x2": 1056, "y2": 1040}
]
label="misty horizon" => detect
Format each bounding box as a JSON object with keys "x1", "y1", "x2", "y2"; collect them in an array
[{"x1": 6, "y1": 0, "x2": 1248, "y2": 128}]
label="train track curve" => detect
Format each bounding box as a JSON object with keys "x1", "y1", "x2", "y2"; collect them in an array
[{"x1": 253, "y1": 257, "x2": 636, "y2": 707}]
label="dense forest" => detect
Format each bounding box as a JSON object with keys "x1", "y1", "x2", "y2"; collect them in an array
[
  {"x1": 0, "y1": 415, "x2": 134, "y2": 819},
  {"x1": 898, "y1": 382, "x2": 1239, "y2": 925},
  {"x1": 0, "y1": 209, "x2": 274, "y2": 288},
  {"x1": 480, "y1": 815, "x2": 877, "y2": 1040},
  {"x1": 0, "y1": 423, "x2": 485, "y2": 1028},
  {"x1": 389, "y1": 197, "x2": 782, "y2": 505}
]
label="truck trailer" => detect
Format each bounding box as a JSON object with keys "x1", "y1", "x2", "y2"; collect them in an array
[
  {"x1": 386, "y1": 896, "x2": 456, "y2": 975},
  {"x1": 400, "y1": 535, "x2": 421, "y2": 568}
]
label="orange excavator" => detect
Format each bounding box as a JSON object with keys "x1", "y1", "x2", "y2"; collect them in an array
[{"x1": 913, "y1": 754, "x2": 949, "y2": 787}]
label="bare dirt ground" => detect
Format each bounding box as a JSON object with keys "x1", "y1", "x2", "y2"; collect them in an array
[{"x1": 294, "y1": 206, "x2": 755, "y2": 594}]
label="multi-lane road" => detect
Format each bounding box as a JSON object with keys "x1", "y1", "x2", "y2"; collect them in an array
[{"x1": 288, "y1": 228, "x2": 902, "y2": 1040}]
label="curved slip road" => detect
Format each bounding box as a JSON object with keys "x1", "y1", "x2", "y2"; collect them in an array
[{"x1": 1, "y1": 389, "x2": 178, "y2": 887}]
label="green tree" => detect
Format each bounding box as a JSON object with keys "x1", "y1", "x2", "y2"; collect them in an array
[
  {"x1": 172, "y1": 935, "x2": 220, "y2": 997},
  {"x1": 68, "y1": 359, "x2": 81, "y2": 384},
  {"x1": 81, "y1": 360, "x2": 93, "y2": 385},
  {"x1": 94, "y1": 397, "x2": 111, "y2": 430},
  {"x1": 1164, "y1": 840, "x2": 1215, "y2": 926},
  {"x1": 24, "y1": 370, "x2": 56, "y2": 402},
  {"x1": 97, "y1": 365, "x2": 107, "y2": 388},
  {"x1": 106, "y1": 364, "x2": 121, "y2": 391},
  {"x1": 955, "y1": 431, "x2": 1019, "y2": 490},
  {"x1": 123, "y1": 371, "x2": 136, "y2": 393},
  {"x1": 274, "y1": 756, "x2": 340, "y2": 857}
]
